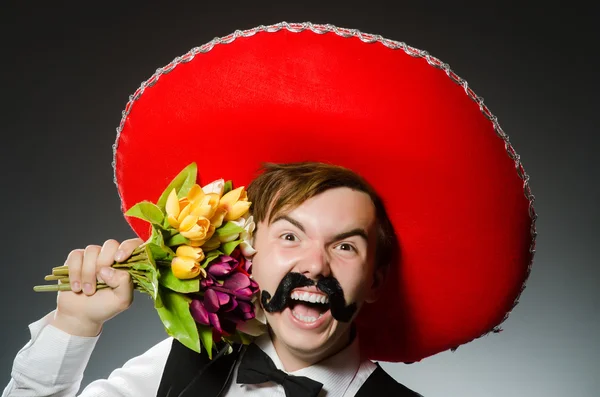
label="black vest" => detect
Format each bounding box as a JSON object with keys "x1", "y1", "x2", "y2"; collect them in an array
[{"x1": 157, "y1": 339, "x2": 422, "y2": 397}]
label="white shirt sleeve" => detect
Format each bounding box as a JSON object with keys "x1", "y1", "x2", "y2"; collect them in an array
[{"x1": 2, "y1": 312, "x2": 172, "y2": 397}]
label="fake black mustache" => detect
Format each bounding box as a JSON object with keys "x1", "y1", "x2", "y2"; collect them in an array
[{"x1": 260, "y1": 272, "x2": 357, "y2": 323}]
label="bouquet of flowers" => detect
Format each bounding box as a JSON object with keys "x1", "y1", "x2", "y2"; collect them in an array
[{"x1": 34, "y1": 162, "x2": 265, "y2": 358}]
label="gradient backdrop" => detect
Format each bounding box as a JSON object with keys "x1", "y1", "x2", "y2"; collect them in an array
[{"x1": 2, "y1": 2, "x2": 598, "y2": 396}]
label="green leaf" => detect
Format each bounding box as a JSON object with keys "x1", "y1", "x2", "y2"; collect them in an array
[
  {"x1": 154, "y1": 289, "x2": 164, "y2": 308},
  {"x1": 156, "y1": 288, "x2": 200, "y2": 353},
  {"x1": 159, "y1": 267, "x2": 200, "y2": 293},
  {"x1": 223, "y1": 180, "x2": 233, "y2": 195},
  {"x1": 221, "y1": 330, "x2": 254, "y2": 347},
  {"x1": 166, "y1": 233, "x2": 190, "y2": 247},
  {"x1": 215, "y1": 222, "x2": 244, "y2": 237},
  {"x1": 131, "y1": 273, "x2": 154, "y2": 297},
  {"x1": 125, "y1": 201, "x2": 164, "y2": 225},
  {"x1": 146, "y1": 242, "x2": 173, "y2": 263},
  {"x1": 130, "y1": 261, "x2": 160, "y2": 300},
  {"x1": 131, "y1": 262, "x2": 154, "y2": 272},
  {"x1": 198, "y1": 324, "x2": 214, "y2": 359},
  {"x1": 140, "y1": 228, "x2": 175, "y2": 269},
  {"x1": 149, "y1": 225, "x2": 165, "y2": 247},
  {"x1": 222, "y1": 240, "x2": 242, "y2": 255},
  {"x1": 156, "y1": 163, "x2": 197, "y2": 211},
  {"x1": 236, "y1": 330, "x2": 254, "y2": 345},
  {"x1": 201, "y1": 250, "x2": 223, "y2": 267},
  {"x1": 159, "y1": 227, "x2": 178, "y2": 241}
]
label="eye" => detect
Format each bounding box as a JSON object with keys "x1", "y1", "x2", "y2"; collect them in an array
[
  {"x1": 335, "y1": 243, "x2": 357, "y2": 252},
  {"x1": 280, "y1": 233, "x2": 298, "y2": 242}
]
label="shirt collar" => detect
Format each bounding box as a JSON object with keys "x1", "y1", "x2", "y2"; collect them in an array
[{"x1": 253, "y1": 332, "x2": 362, "y2": 396}]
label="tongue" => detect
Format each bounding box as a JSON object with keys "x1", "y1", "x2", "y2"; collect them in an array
[{"x1": 292, "y1": 303, "x2": 323, "y2": 318}]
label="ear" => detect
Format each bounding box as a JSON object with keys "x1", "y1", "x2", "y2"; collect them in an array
[{"x1": 365, "y1": 265, "x2": 387, "y2": 304}]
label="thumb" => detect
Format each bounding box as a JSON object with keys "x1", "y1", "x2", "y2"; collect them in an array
[{"x1": 99, "y1": 267, "x2": 133, "y2": 300}]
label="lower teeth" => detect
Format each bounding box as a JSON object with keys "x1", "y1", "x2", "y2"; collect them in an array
[{"x1": 292, "y1": 311, "x2": 323, "y2": 323}]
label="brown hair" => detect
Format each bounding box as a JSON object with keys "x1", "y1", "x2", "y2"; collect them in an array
[{"x1": 247, "y1": 162, "x2": 399, "y2": 271}]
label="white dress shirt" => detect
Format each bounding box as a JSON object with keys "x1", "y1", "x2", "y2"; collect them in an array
[{"x1": 3, "y1": 312, "x2": 377, "y2": 397}]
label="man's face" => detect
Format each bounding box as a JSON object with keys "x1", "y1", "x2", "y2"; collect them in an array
[{"x1": 251, "y1": 187, "x2": 380, "y2": 363}]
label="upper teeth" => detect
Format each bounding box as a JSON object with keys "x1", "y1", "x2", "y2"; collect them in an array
[{"x1": 291, "y1": 291, "x2": 329, "y2": 304}]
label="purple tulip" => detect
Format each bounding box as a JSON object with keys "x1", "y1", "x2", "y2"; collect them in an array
[
  {"x1": 208, "y1": 312, "x2": 222, "y2": 334},
  {"x1": 206, "y1": 255, "x2": 237, "y2": 277},
  {"x1": 190, "y1": 299, "x2": 227, "y2": 335},
  {"x1": 190, "y1": 300, "x2": 209, "y2": 325},
  {"x1": 190, "y1": 250, "x2": 260, "y2": 339}
]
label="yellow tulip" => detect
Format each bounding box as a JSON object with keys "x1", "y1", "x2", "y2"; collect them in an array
[
  {"x1": 180, "y1": 216, "x2": 212, "y2": 240},
  {"x1": 175, "y1": 245, "x2": 205, "y2": 262},
  {"x1": 171, "y1": 256, "x2": 206, "y2": 279},
  {"x1": 166, "y1": 189, "x2": 195, "y2": 229},
  {"x1": 171, "y1": 245, "x2": 206, "y2": 279},
  {"x1": 210, "y1": 207, "x2": 228, "y2": 228},
  {"x1": 187, "y1": 184, "x2": 205, "y2": 202},
  {"x1": 191, "y1": 234, "x2": 221, "y2": 251},
  {"x1": 188, "y1": 224, "x2": 216, "y2": 247},
  {"x1": 165, "y1": 184, "x2": 223, "y2": 244},
  {"x1": 219, "y1": 186, "x2": 252, "y2": 221},
  {"x1": 190, "y1": 193, "x2": 220, "y2": 219},
  {"x1": 166, "y1": 189, "x2": 181, "y2": 228}
]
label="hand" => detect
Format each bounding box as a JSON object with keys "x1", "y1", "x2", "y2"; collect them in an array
[{"x1": 50, "y1": 238, "x2": 143, "y2": 336}]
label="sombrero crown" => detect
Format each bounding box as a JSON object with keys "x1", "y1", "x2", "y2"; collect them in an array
[{"x1": 114, "y1": 22, "x2": 536, "y2": 362}]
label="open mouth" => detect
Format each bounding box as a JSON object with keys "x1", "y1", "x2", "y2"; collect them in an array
[{"x1": 289, "y1": 290, "x2": 330, "y2": 323}]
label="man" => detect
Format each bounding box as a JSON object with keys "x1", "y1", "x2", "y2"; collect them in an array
[{"x1": 3, "y1": 22, "x2": 535, "y2": 396}]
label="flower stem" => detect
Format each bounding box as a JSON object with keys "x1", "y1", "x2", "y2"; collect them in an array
[
  {"x1": 45, "y1": 275, "x2": 68, "y2": 281},
  {"x1": 33, "y1": 283, "x2": 110, "y2": 292},
  {"x1": 112, "y1": 263, "x2": 131, "y2": 269},
  {"x1": 36, "y1": 249, "x2": 151, "y2": 293},
  {"x1": 129, "y1": 270, "x2": 148, "y2": 278},
  {"x1": 128, "y1": 253, "x2": 147, "y2": 262}
]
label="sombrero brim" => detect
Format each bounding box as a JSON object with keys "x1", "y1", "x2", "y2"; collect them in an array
[{"x1": 113, "y1": 22, "x2": 536, "y2": 362}]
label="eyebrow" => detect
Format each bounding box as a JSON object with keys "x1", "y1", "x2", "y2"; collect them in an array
[
  {"x1": 271, "y1": 215, "x2": 368, "y2": 243},
  {"x1": 271, "y1": 215, "x2": 305, "y2": 232},
  {"x1": 330, "y1": 228, "x2": 369, "y2": 243}
]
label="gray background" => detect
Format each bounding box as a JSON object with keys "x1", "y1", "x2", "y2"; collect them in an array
[{"x1": 1, "y1": 1, "x2": 598, "y2": 396}]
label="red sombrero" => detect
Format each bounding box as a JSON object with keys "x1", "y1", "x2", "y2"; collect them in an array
[{"x1": 113, "y1": 22, "x2": 536, "y2": 363}]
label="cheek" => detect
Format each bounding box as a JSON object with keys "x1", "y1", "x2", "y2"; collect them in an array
[
  {"x1": 251, "y1": 241, "x2": 300, "y2": 291},
  {"x1": 332, "y1": 262, "x2": 374, "y2": 301}
]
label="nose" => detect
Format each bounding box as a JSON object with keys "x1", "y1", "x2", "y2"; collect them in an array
[{"x1": 296, "y1": 243, "x2": 331, "y2": 279}]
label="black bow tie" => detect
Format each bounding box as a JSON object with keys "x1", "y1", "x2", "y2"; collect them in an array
[{"x1": 236, "y1": 343, "x2": 323, "y2": 397}]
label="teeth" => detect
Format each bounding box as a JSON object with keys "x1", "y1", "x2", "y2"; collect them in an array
[
  {"x1": 290, "y1": 291, "x2": 329, "y2": 304},
  {"x1": 292, "y1": 310, "x2": 323, "y2": 323}
]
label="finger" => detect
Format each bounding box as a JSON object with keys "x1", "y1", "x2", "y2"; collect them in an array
[
  {"x1": 96, "y1": 239, "x2": 120, "y2": 283},
  {"x1": 65, "y1": 249, "x2": 84, "y2": 293},
  {"x1": 97, "y1": 239, "x2": 120, "y2": 267},
  {"x1": 82, "y1": 245, "x2": 101, "y2": 295},
  {"x1": 114, "y1": 238, "x2": 144, "y2": 262},
  {"x1": 98, "y1": 267, "x2": 133, "y2": 306}
]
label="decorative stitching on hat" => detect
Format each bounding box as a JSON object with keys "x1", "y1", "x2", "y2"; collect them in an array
[{"x1": 111, "y1": 21, "x2": 537, "y2": 347}]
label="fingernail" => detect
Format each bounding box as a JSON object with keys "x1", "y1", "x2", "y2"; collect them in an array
[
  {"x1": 114, "y1": 249, "x2": 126, "y2": 262},
  {"x1": 83, "y1": 283, "x2": 93, "y2": 294},
  {"x1": 72, "y1": 281, "x2": 81, "y2": 292},
  {"x1": 100, "y1": 267, "x2": 114, "y2": 279}
]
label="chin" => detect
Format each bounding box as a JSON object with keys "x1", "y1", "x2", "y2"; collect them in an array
[{"x1": 269, "y1": 308, "x2": 351, "y2": 359}]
